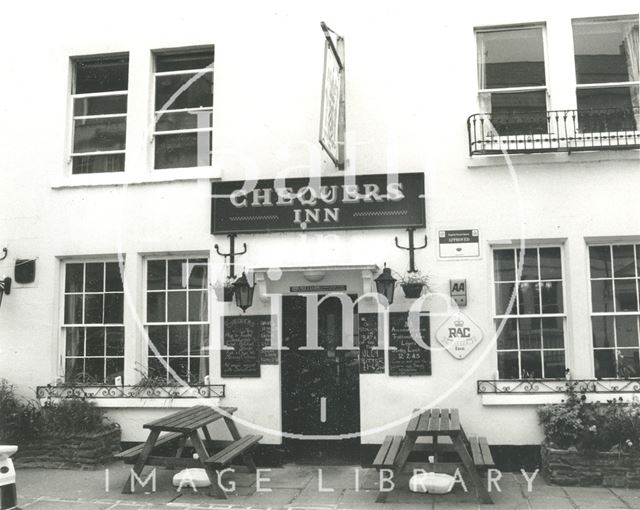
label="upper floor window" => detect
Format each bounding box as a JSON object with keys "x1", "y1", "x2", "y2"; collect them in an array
[
  {"x1": 476, "y1": 26, "x2": 548, "y2": 135},
  {"x1": 71, "y1": 55, "x2": 128, "y2": 174},
  {"x1": 153, "y1": 48, "x2": 214, "y2": 170},
  {"x1": 573, "y1": 17, "x2": 640, "y2": 132}
]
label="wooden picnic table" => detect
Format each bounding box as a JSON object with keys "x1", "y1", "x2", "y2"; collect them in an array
[
  {"x1": 117, "y1": 405, "x2": 261, "y2": 499},
  {"x1": 373, "y1": 408, "x2": 494, "y2": 504}
]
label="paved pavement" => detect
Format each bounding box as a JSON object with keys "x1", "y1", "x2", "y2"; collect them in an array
[{"x1": 12, "y1": 463, "x2": 640, "y2": 510}]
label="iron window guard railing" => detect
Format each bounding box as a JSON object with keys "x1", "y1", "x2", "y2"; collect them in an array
[
  {"x1": 477, "y1": 379, "x2": 640, "y2": 394},
  {"x1": 468, "y1": 107, "x2": 640, "y2": 156},
  {"x1": 36, "y1": 384, "x2": 225, "y2": 399}
]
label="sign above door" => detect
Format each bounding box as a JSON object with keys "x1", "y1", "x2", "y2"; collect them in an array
[{"x1": 211, "y1": 172, "x2": 425, "y2": 234}]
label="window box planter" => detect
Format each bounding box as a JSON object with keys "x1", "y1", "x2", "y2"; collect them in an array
[
  {"x1": 401, "y1": 282, "x2": 424, "y2": 298},
  {"x1": 541, "y1": 443, "x2": 640, "y2": 488},
  {"x1": 14, "y1": 425, "x2": 121, "y2": 470}
]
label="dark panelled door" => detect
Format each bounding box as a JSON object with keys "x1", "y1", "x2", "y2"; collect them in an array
[{"x1": 281, "y1": 295, "x2": 360, "y2": 442}]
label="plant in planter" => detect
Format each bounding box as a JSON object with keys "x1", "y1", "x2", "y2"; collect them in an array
[
  {"x1": 538, "y1": 383, "x2": 640, "y2": 487},
  {"x1": 213, "y1": 277, "x2": 235, "y2": 302},
  {"x1": 399, "y1": 272, "x2": 430, "y2": 299}
]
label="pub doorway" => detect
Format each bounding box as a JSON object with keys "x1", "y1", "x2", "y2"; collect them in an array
[{"x1": 281, "y1": 294, "x2": 361, "y2": 463}]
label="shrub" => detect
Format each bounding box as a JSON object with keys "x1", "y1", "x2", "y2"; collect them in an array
[
  {"x1": 41, "y1": 397, "x2": 112, "y2": 436},
  {"x1": 0, "y1": 379, "x2": 42, "y2": 443},
  {"x1": 538, "y1": 382, "x2": 640, "y2": 453}
]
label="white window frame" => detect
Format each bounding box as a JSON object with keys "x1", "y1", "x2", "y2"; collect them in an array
[
  {"x1": 492, "y1": 245, "x2": 567, "y2": 380},
  {"x1": 587, "y1": 243, "x2": 640, "y2": 379},
  {"x1": 68, "y1": 55, "x2": 129, "y2": 174},
  {"x1": 143, "y1": 255, "x2": 210, "y2": 384},
  {"x1": 151, "y1": 48, "x2": 214, "y2": 171}
]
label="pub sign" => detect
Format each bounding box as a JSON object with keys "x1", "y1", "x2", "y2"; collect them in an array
[{"x1": 211, "y1": 173, "x2": 426, "y2": 234}]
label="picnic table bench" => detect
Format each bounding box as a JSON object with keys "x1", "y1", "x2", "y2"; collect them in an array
[
  {"x1": 373, "y1": 408, "x2": 494, "y2": 504},
  {"x1": 116, "y1": 405, "x2": 261, "y2": 498}
]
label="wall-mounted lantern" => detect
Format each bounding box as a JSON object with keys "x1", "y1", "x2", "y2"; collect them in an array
[
  {"x1": 0, "y1": 276, "x2": 11, "y2": 309},
  {"x1": 233, "y1": 272, "x2": 255, "y2": 313},
  {"x1": 374, "y1": 264, "x2": 396, "y2": 305}
]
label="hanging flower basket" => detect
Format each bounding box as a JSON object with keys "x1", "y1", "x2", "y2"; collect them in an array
[
  {"x1": 401, "y1": 282, "x2": 424, "y2": 298},
  {"x1": 213, "y1": 279, "x2": 235, "y2": 302}
]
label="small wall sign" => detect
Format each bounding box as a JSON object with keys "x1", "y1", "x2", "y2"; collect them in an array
[
  {"x1": 438, "y1": 229, "x2": 480, "y2": 259},
  {"x1": 435, "y1": 312, "x2": 483, "y2": 359},
  {"x1": 449, "y1": 279, "x2": 467, "y2": 307}
]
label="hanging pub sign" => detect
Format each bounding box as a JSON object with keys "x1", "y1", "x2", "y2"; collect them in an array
[
  {"x1": 211, "y1": 173, "x2": 426, "y2": 234},
  {"x1": 319, "y1": 22, "x2": 344, "y2": 167}
]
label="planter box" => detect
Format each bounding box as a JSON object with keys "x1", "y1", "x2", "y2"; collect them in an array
[
  {"x1": 14, "y1": 426, "x2": 121, "y2": 470},
  {"x1": 541, "y1": 443, "x2": 640, "y2": 488},
  {"x1": 401, "y1": 283, "x2": 424, "y2": 298}
]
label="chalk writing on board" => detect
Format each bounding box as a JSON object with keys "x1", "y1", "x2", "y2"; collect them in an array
[
  {"x1": 358, "y1": 313, "x2": 384, "y2": 374},
  {"x1": 388, "y1": 312, "x2": 431, "y2": 376}
]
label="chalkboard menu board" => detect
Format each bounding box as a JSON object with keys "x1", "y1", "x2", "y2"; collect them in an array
[
  {"x1": 389, "y1": 312, "x2": 431, "y2": 376},
  {"x1": 358, "y1": 313, "x2": 384, "y2": 374},
  {"x1": 222, "y1": 315, "x2": 277, "y2": 377}
]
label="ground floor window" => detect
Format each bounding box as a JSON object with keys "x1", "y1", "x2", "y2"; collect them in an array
[
  {"x1": 589, "y1": 244, "x2": 640, "y2": 378},
  {"x1": 62, "y1": 260, "x2": 124, "y2": 383},
  {"x1": 145, "y1": 257, "x2": 209, "y2": 383},
  {"x1": 493, "y1": 246, "x2": 566, "y2": 379}
]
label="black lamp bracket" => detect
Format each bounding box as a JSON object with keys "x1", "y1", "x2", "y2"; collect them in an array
[
  {"x1": 394, "y1": 228, "x2": 427, "y2": 274},
  {"x1": 0, "y1": 248, "x2": 7, "y2": 262},
  {"x1": 214, "y1": 234, "x2": 247, "y2": 280}
]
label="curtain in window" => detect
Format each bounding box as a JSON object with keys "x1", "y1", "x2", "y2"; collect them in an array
[
  {"x1": 477, "y1": 38, "x2": 492, "y2": 115},
  {"x1": 623, "y1": 24, "x2": 640, "y2": 128}
]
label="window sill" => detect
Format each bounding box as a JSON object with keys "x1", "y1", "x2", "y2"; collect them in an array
[
  {"x1": 51, "y1": 167, "x2": 221, "y2": 189},
  {"x1": 467, "y1": 147, "x2": 640, "y2": 169},
  {"x1": 39, "y1": 397, "x2": 223, "y2": 408},
  {"x1": 481, "y1": 392, "x2": 637, "y2": 406}
]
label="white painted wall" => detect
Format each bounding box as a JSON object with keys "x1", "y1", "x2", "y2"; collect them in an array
[{"x1": 0, "y1": 1, "x2": 639, "y2": 446}]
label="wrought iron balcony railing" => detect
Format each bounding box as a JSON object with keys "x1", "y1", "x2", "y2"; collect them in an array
[
  {"x1": 468, "y1": 107, "x2": 640, "y2": 156},
  {"x1": 37, "y1": 383, "x2": 225, "y2": 399},
  {"x1": 477, "y1": 379, "x2": 640, "y2": 394}
]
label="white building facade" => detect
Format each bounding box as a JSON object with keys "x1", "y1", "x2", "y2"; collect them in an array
[{"x1": 1, "y1": 1, "x2": 639, "y2": 454}]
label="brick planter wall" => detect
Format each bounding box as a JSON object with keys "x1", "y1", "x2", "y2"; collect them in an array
[
  {"x1": 14, "y1": 426, "x2": 121, "y2": 470},
  {"x1": 542, "y1": 443, "x2": 640, "y2": 488}
]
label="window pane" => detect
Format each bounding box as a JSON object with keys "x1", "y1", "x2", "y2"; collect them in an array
[
  {"x1": 148, "y1": 357, "x2": 167, "y2": 380},
  {"x1": 168, "y1": 260, "x2": 187, "y2": 289},
  {"x1": 74, "y1": 95, "x2": 127, "y2": 116},
  {"x1": 493, "y1": 250, "x2": 515, "y2": 281},
  {"x1": 155, "y1": 50, "x2": 214, "y2": 72},
  {"x1": 592, "y1": 316, "x2": 615, "y2": 348},
  {"x1": 65, "y1": 263, "x2": 84, "y2": 292},
  {"x1": 496, "y1": 318, "x2": 518, "y2": 349},
  {"x1": 540, "y1": 248, "x2": 562, "y2": 280},
  {"x1": 84, "y1": 294, "x2": 104, "y2": 323},
  {"x1": 590, "y1": 246, "x2": 612, "y2": 278},
  {"x1": 155, "y1": 132, "x2": 210, "y2": 169},
  {"x1": 66, "y1": 328, "x2": 84, "y2": 356},
  {"x1": 155, "y1": 72, "x2": 213, "y2": 110},
  {"x1": 541, "y1": 281, "x2": 563, "y2": 314},
  {"x1": 617, "y1": 349, "x2": 640, "y2": 378},
  {"x1": 518, "y1": 282, "x2": 540, "y2": 315},
  {"x1": 577, "y1": 87, "x2": 639, "y2": 131},
  {"x1": 498, "y1": 351, "x2": 520, "y2": 379},
  {"x1": 73, "y1": 117, "x2": 126, "y2": 153},
  {"x1": 148, "y1": 325, "x2": 167, "y2": 355},
  {"x1": 543, "y1": 351, "x2": 566, "y2": 378},
  {"x1": 495, "y1": 283, "x2": 516, "y2": 315},
  {"x1": 169, "y1": 325, "x2": 189, "y2": 355},
  {"x1": 106, "y1": 358, "x2": 124, "y2": 384},
  {"x1": 189, "y1": 325, "x2": 209, "y2": 355},
  {"x1": 65, "y1": 358, "x2": 84, "y2": 383},
  {"x1": 167, "y1": 292, "x2": 187, "y2": 322},
  {"x1": 521, "y1": 351, "x2": 542, "y2": 378},
  {"x1": 613, "y1": 245, "x2": 636, "y2": 277},
  {"x1": 75, "y1": 56, "x2": 129, "y2": 94},
  {"x1": 188, "y1": 260, "x2": 208, "y2": 288},
  {"x1": 85, "y1": 263, "x2": 104, "y2": 292},
  {"x1": 146, "y1": 292, "x2": 166, "y2": 322},
  {"x1": 84, "y1": 358, "x2": 104, "y2": 383},
  {"x1": 477, "y1": 28, "x2": 546, "y2": 88},
  {"x1": 188, "y1": 291, "x2": 207, "y2": 322},
  {"x1": 64, "y1": 294, "x2": 83, "y2": 324},
  {"x1": 85, "y1": 327, "x2": 105, "y2": 356},
  {"x1": 147, "y1": 260, "x2": 166, "y2": 290},
  {"x1": 169, "y1": 357, "x2": 189, "y2": 380},
  {"x1": 591, "y1": 280, "x2": 614, "y2": 313},
  {"x1": 573, "y1": 20, "x2": 639, "y2": 84},
  {"x1": 189, "y1": 357, "x2": 209, "y2": 383},
  {"x1": 489, "y1": 92, "x2": 548, "y2": 135},
  {"x1": 517, "y1": 248, "x2": 539, "y2": 280},
  {"x1": 594, "y1": 349, "x2": 616, "y2": 378},
  {"x1": 542, "y1": 317, "x2": 564, "y2": 348},
  {"x1": 106, "y1": 327, "x2": 125, "y2": 356},
  {"x1": 104, "y1": 293, "x2": 123, "y2": 324},
  {"x1": 72, "y1": 153, "x2": 125, "y2": 174},
  {"x1": 615, "y1": 279, "x2": 638, "y2": 312},
  {"x1": 105, "y1": 262, "x2": 123, "y2": 292},
  {"x1": 519, "y1": 318, "x2": 542, "y2": 349},
  {"x1": 155, "y1": 110, "x2": 212, "y2": 132},
  {"x1": 616, "y1": 316, "x2": 639, "y2": 348}
]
